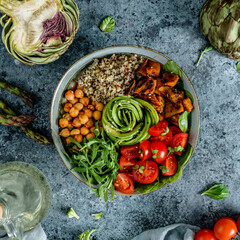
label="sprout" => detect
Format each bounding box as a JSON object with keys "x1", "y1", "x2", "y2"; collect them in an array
[
  {"x1": 67, "y1": 207, "x2": 80, "y2": 219},
  {"x1": 0, "y1": 0, "x2": 79, "y2": 65},
  {"x1": 78, "y1": 229, "x2": 97, "y2": 240}
]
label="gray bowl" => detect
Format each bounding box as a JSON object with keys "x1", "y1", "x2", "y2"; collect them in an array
[{"x1": 50, "y1": 45, "x2": 200, "y2": 195}]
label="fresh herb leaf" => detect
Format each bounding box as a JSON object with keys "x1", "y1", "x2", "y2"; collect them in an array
[
  {"x1": 78, "y1": 229, "x2": 97, "y2": 240},
  {"x1": 161, "y1": 126, "x2": 169, "y2": 136},
  {"x1": 132, "y1": 164, "x2": 139, "y2": 169},
  {"x1": 93, "y1": 121, "x2": 100, "y2": 137},
  {"x1": 178, "y1": 111, "x2": 190, "y2": 133},
  {"x1": 100, "y1": 16, "x2": 115, "y2": 33},
  {"x1": 67, "y1": 207, "x2": 80, "y2": 219},
  {"x1": 196, "y1": 45, "x2": 213, "y2": 67},
  {"x1": 237, "y1": 62, "x2": 240, "y2": 73},
  {"x1": 152, "y1": 149, "x2": 158, "y2": 154},
  {"x1": 168, "y1": 146, "x2": 184, "y2": 154},
  {"x1": 152, "y1": 155, "x2": 161, "y2": 159},
  {"x1": 139, "y1": 166, "x2": 145, "y2": 173},
  {"x1": 91, "y1": 212, "x2": 103, "y2": 220},
  {"x1": 159, "y1": 165, "x2": 169, "y2": 174},
  {"x1": 201, "y1": 184, "x2": 229, "y2": 200}
]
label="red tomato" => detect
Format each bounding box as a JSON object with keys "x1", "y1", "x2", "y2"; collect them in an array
[
  {"x1": 195, "y1": 229, "x2": 216, "y2": 240},
  {"x1": 132, "y1": 160, "x2": 159, "y2": 184},
  {"x1": 161, "y1": 154, "x2": 177, "y2": 176},
  {"x1": 151, "y1": 141, "x2": 168, "y2": 164},
  {"x1": 119, "y1": 156, "x2": 137, "y2": 172},
  {"x1": 237, "y1": 216, "x2": 240, "y2": 232},
  {"x1": 139, "y1": 140, "x2": 151, "y2": 161},
  {"x1": 148, "y1": 120, "x2": 168, "y2": 137},
  {"x1": 169, "y1": 126, "x2": 182, "y2": 136},
  {"x1": 126, "y1": 172, "x2": 135, "y2": 183},
  {"x1": 214, "y1": 217, "x2": 237, "y2": 240},
  {"x1": 151, "y1": 129, "x2": 172, "y2": 146},
  {"x1": 120, "y1": 144, "x2": 139, "y2": 159},
  {"x1": 170, "y1": 133, "x2": 188, "y2": 155},
  {"x1": 113, "y1": 173, "x2": 135, "y2": 194}
]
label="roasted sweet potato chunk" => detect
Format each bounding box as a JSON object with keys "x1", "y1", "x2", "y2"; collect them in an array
[
  {"x1": 183, "y1": 97, "x2": 193, "y2": 112},
  {"x1": 164, "y1": 101, "x2": 184, "y2": 118},
  {"x1": 159, "y1": 86, "x2": 184, "y2": 104},
  {"x1": 127, "y1": 79, "x2": 136, "y2": 95},
  {"x1": 154, "y1": 78, "x2": 164, "y2": 95},
  {"x1": 137, "y1": 59, "x2": 161, "y2": 77},
  {"x1": 138, "y1": 59, "x2": 149, "y2": 76},
  {"x1": 167, "y1": 115, "x2": 180, "y2": 127},
  {"x1": 162, "y1": 72, "x2": 179, "y2": 87},
  {"x1": 133, "y1": 78, "x2": 156, "y2": 95}
]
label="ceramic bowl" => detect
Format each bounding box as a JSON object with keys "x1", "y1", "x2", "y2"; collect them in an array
[{"x1": 50, "y1": 45, "x2": 200, "y2": 195}]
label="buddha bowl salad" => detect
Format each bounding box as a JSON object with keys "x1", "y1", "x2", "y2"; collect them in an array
[{"x1": 59, "y1": 54, "x2": 194, "y2": 201}]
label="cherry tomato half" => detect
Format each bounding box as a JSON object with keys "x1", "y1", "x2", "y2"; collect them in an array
[
  {"x1": 139, "y1": 140, "x2": 151, "y2": 161},
  {"x1": 113, "y1": 173, "x2": 135, "y2": 194},
  {"x1": 214, "y1": 217, "x2": 237, "y2": 240},
  {"x1": 169, "y1": 126, "x2": 182, "y2": 136},
  {"x1": 195, "y1": 229, "x2": 216, "y2": 240},
  {"x1": 120, "y1": 144, "x2": 139, "y2": 159},
  {"x1": 151, "y1": 129, "x2": 172, "y2": 146},
  {"x1": 161, "y1": 154, "x2": 177, "y2": 176},
  {"x1": 148, "y1": 120, "x2": 168, "y2": 137},
  {"x1": 151, "y1": 141, "x2": 168, "y2": 164},
  {"x1": 170, "y1": 133, "x2": 188, "y2": 155},
  {"x1": 133, "y1": 160, "x2": 159, "y2": 184},
  {"x1": 119, "y1": 156, "x2": 138, "y2": 173},
  {"x1": 126, "y1": 172, "x2": 135, "y2": 183}
]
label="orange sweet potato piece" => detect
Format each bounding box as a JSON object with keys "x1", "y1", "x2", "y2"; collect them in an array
[
  {"x1": 154, "y1": 78, "x2": 164, "y2": 95},
  {"x1": 137, "y1": 59, "x2": 148, "y2": 76},
  {"x1": 183, "y1": 97, "x2": 194, "y2": 112},
  {"x1": 146, "y1": 60, "x2": 161, "y2": 78},
  {"x1": 164, "y1": 101, "x2": 184, "y2": 118},
  {"x1": 133, "y1": 78, "x2": 156, "y2": 95},
  {"x1": 167, "y1": 115, "x2": 180, "y2": 127},
  {"x1": 159, "y1": 86, "x2": 184, "y2": 104},
  {"x1": 162, "y1": 72, "x2": 179, "y2": 87}
]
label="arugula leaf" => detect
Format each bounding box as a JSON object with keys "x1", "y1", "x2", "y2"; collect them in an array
[
  {"x1": 237, "y1": 62, "x2": 240, "y2": 73},
  {"x1": 178, "y1": 111, "x2": 190, "y2": 133},
  {"x1": 201, "y1": 184, "x2": 229, "y2": 200},
  {"x1": 100, "y1": 16, "x2": 115, "y2": 33},
  {"x1": 161, "y1": 126, "x2": 169, "y2": 136},
  {"x1": 78, "y1": 229, "x2": 97, "y2": 240},
  {"x1": 91, "y1": 212, "x2": 103, "y2": 220},
  {"x1": 196, "y1": 45, "x2": 213, "y2": 67}
]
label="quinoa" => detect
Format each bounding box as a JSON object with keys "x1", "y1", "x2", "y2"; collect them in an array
[{"x1": 77, "y1": 54, "x2": 145, "y2": 104}]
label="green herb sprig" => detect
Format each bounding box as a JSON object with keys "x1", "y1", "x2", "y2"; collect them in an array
[
  {"x1": 237, "y1": 62, "x2": 240, "y2": 73},
  {"x1": 201, "y1": 184, "x2": 229, "y2": 200},
  {"x1": 100, "y1": 16, "x2": 115, "y2": 33},
  {"x1": 196, "y1": 45, "x2": 213, "y2": 67}
]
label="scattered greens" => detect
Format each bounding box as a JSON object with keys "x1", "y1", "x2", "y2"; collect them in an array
[
  {"x1": 159, "y1": 165, "x2": 169, "y2": 174},
  {"x1": 139, "y1": 166, "x2": 145, "y2": 173},
  {"x1": 64, "y1": 126, "x2": 120, "y2": 202},
  {"x1": 91, "y1": 212, "x2": 103, "y2": 220},
  {"x1": 237, "y1": 62, "x2": 240, "y2": 73},
  {"x1": 67, "y1": 207, "x2": 80, "y2": 219},
  {"x1": 78, "y1": 229, "x2": 97, "y2": 240},
  {"x1": 201, "y1": 184, "x2": 229, "y2": 200},
  {"x1": 168, "y1": 146, "x2": 184, "y2": 154},
  {"x1": 178, "y1": 111, "x2": 190, "y2": 133},
  {"x1": 100, "y1": 16, "x2": 115, "y2": 33},
  {"x1": 196, "y1": 46, "x2": 213, "y2": 67},
  {"x1": 161, "y1": 127, "x2": 169, "y2": 136}
]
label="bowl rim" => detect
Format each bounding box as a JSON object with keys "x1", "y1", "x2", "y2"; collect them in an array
[{"x1": 50, "y1": 44, "x2": 200, "y2": 196}]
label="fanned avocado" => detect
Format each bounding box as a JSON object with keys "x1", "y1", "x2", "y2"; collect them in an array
[{"x1": 102, "y1": 96, "x2": 159, "y2": 145}]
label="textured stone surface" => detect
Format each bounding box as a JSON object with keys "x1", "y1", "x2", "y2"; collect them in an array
[{"x1": 0, "y1": 0, "x2": 240, "y2": 239}]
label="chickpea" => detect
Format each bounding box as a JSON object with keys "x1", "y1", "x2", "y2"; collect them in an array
[
  {"x1": 72, "y1": 118, "x2": 81, "y2": 128},
  {"x1": 66, "y1": 137, "x2": 71, "y2": 144},
  {"x1": 69, "y1": 107, "x2": 79, "y2": 118},
  {"x1": 63, "y1": 103, "x2": 72, "y2": 113},
  {"x1": 86, "y1": 133, "x2": 96, "y2": 140},
  {"x1": 96, "y1": 102, "x2": 104, "y2": 111},
  {"x1": 79, "y1": 115, "x2": 89, "y2": 125},
  {"x1": 63, "y1": 113, "x2": 72, "y2": 121},
  {"x1": 84, "y1": 109, "x2": 93, "y2": 118},
  {"x1": 88, "y1": 105, "x2": 95, "y2": 111},
  {"x1": 85, "y1": 119, "x2": 94, "y2": 128},
  {"x1": 68, "y1": 121, "x2": 73, "y2": 129},
  {"x1": 93, "y1": 111, "x2": 102, "y2": 120},
  {"x1": 91, "y1": 101, "x2": 97, "y2": 106},
  {"x1": 80, "y1": 97, "x2": 90, "y2": 106},
  {"x1": 90, "y1": 126, "x2": 96, "y2": 133},
  {"x1": 59, "y1": 118, "x2": 69, "y2": 128},
  {"x1": 69, "y1": 98, "x2": 78, "y2": 105},
  {"x1": 59, "y1": 128, "x2": 70, "y2": 138},
  {"x1": 74, "y1": 103, "x2": 84, "y2": 111},
  {"x1": 65, "y1": 90, "x2": 75, "y2": 101},
  {"x1": 74, "y1": 134, "x2": 83, "y2": 143},
  {"x1": 81, "y1": 126, "x2": 89, "y2": 135},
  {"x1": 71, "y1": 129, "x2": 81, "y2": 135},
  {"x1": 75, "y1": 89, "x2": 84, "y2": 98}
]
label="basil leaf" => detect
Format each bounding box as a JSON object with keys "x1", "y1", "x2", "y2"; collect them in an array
[
  {"x1": 201, "y1": 184, "x2": 229, "y2": 200},
  {"x1": 196, "y1": 45, "x2": 213, "y2": 67},
  {"x1": 161, "y1": 126, "x2": 169, "y2": 136},
  {"x1": 237, "y1": 62, "x2": 240, "y2": 73},
  {"x1": 179, "y1": 111, "x2": 189, "y2": 133},
  {"x1": 100, "y1": 16, "x2": 115, "y2": 33},
  {"x1": 184, "y1": 90, "x2": 194, "y2": 104},
  {"x1": 135, "y1": 180, "x2": 165, "y2": 194},
  {"x1": 177, "y1": 143, "x2": 193, "y2": 168}
]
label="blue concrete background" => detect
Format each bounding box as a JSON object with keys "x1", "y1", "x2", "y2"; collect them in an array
[{"x1": 0, "y1": 0, "x2": 240, "y2": 239}]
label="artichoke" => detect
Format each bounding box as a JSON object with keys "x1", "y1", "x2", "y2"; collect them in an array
[
  {"x1": 0, "y1": 0, "x2": 79, "y2": 65},
  {"x1": 200, "y1": 0, "x2": 240, "y2": 60}
]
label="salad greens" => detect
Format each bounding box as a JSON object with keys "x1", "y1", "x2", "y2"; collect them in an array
[
  {"x1": 78, "y1": 229, "x2": 97, "y2": 240},
  {"x1": 196, "y1": 45, "x2": 213, "y2": 67},
  {"x1": 178, "y1": 111, "x2": 190, "y2": 133},
  {"x1": 100, "y1": 16, "x2": 115, "y2": 33},
  {"x1": 67, "y1": 207, "x2": 80, "y2": 219},
  {"x1": 64, "y1": 126, "x2": 120, "y2": 202},
  {"x1": 201, "y1": 184, "x2": 229, "y2": 200},
  {"x1": 168, "y1": 146, "x2": 184, "y2": 154},
  {"x1": 91, "y1": 212, "x2": 103, "y2": 220},
  {"x1": 237, "y1": 62, "x2": 240, "y2": 72}
]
